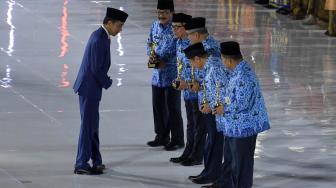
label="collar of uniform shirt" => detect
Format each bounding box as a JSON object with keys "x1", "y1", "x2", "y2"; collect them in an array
[{"x1": 101, "y1": 25, "x2": 111, "y2": 39}]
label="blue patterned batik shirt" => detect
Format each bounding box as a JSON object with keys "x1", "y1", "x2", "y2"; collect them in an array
[
  {"x1": 177, "y1": 37, "x2": 198, "y2": 101},
  {"x1": 147, "y1": 20, "x2": 177, "y2": 87},
  {"x1": 222, "y1": 60, "x2": 270, "y2": 138}
]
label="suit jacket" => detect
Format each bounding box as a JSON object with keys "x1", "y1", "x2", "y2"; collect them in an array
[{"x1": 73, "y1": 27, "x2": 112, "y2": 100}]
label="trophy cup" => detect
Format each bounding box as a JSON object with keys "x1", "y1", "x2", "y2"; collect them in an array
[
  {"x1": 172, "y1": 58, "x2": 183, "y2": 89},
  {"x1": 214, "y1": 82, "x2": 222, "y2": 108},
  {"x1": 201, "y1": 80, "x2": 208, "y2": 106},
  {"x1": 147, "y1": 42, "x2": 160, "y2": 69},
  {"x1": 188, "y1": 64, "x2": 197, "y2": 90}
]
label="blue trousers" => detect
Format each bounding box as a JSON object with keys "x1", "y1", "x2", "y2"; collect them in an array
[
  {"x1": 181, "y1": 99, "x2": 206, "y2": 161},
  {"x1": 200, "y1": 114, "x2": 224, "y2": 180},
  {"x1": 217, "y1": 135, "x2": 257, "y2": 188},
  {"x1": 75, "y1": 96, "x2": 102, "y2": 169}
]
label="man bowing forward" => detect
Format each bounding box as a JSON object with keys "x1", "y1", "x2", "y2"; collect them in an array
[{"x1": 73, "y1": 7, "x2": 128, "y2": 175}]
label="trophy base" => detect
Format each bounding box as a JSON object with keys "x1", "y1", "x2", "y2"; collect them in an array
[
  {"x1": 214, "y1": 103, "x2": 222, "y2": 108},
  {"x1": 147, "y1": 62, "x2": 159, "y2": 69},
  {"x1": 172, "y1": 80, "x2": 180, "y2": 89}
]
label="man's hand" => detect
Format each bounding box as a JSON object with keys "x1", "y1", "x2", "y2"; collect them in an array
[
  {"x1": 201, "y1": 102, "x2": 212, "y2": 114},
  {"x1": 158, "y1": 59, "x2": 166, "y2": 69},
  {"x1": 105, "y1": 77, "x2": 113, "y2": 89},
  {"x1": 190, "y1": 82, "x2": 200, "y2": 92},
  {"x1": 178, "y1": 80, "x2": 188, "y2": 90},
  {"x1": 212, "y1": 105, "x2": 224, "y2": 115}
]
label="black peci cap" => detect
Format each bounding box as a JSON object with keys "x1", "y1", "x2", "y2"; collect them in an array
[
  {"x1": 185, "y1": 17, "x2": 206, "y2": 31},
  {"x1": 106, "y1": 7, "x2": 128, "y2": 22},
  {"x1": 220, "y1": 41, "x2": 242, "y2": 57},
  {"x1": 183, "y1": 43, "x2": 207, "y2": 59},
  {"x1": 157, "y1": 0, "x2": 174, "y2": 10},
  {"x1": 172, "y1": 13, "x2": 192, "y2": 24}
]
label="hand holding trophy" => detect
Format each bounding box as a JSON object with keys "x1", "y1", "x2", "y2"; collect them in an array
[
  {"x1": 188, "y1": 65, "x2": 200, "y2": 92},
  {"x1": 172, "y1": 58, "x2": 183, "y2": 89},
  {"x1": 213, "y1": 82, "x2": 224, "y2": 115},
  {"x1": 147, "y1": 42, "x2": 160, "y2": 69},
  {"x1": 200, "y1": 80, "x2": 211, "y2": 114}
]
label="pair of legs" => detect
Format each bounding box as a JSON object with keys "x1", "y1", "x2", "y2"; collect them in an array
[
  {"x1": 75, "y1": 96, "x2": 102, "y2": 170},
  {"x1": 151, "y1": 85, "x2": 184, "y2": 146},
  {"x1": 192, "y1": 114, "x2": 224, "y2": 184},
  {"x1": 182, "y1": 99, "x2": 206, "y2": 161},
  {"x1": 171, "y1": 99, "x2": 206, "y2": 164},
  {"x1": 216, "y1": 135, "x2": 258, "y2": 188}
]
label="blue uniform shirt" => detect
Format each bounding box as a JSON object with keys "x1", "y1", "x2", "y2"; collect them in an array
[
  {"x1": 177, "y1": 38, "x2": 198, "y2": 101},
  {"x1": 205, "y1": 59, "x2": 230, "y2": 131},
  {"x1": 222, "y1": 60, "x2": 270, "y2": 138},
  {"x1": 196, "y1": 35, "x2": 222, "y2": 107},
  {"x1": 147, "y1": 21, "x2": 177, "y2": 87}
]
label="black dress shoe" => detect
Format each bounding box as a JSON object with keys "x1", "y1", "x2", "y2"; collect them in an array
[
  {"x1": 147, "y1": 137, "x2": 169, "y2": 147},
  {"x1": 170, "y1": 155, "x2": 188, "y2": 163},
  {"x1": 191, "y1": 176, "x2": 213, "y2": 184},
  {"x1": 93, "y1": 164, "x2": 106, "y2": 171},
  {"x1": 201, "y1": 183, "x2": 218, "y2": 188},
  {"x1": 188, "y1": 175, "x2": 201, "y2": 180},
  {"x1": 181, "y1": 158, "x2": 202, "y2": 166},
  {"x1": 74, "y1": 167, "x2": 103, "y2": 175},
  {"x1": 164, "y1": 142, "x2": 184, "y2": 151},
  {"x1": 74, "y1": 168, "x2": 91, "y2": 175}
]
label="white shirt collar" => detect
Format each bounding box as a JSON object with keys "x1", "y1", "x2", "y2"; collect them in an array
[{"x1": 101, "y1": 25, "x2": 111, "y2": 39}]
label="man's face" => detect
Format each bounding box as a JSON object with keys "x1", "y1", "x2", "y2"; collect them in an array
[
  {"x1": 172, "y1": 22, "x2": 186, "y2": 38},
  {"x1": 107, "y1": 20, "x2": 124, "y2": 36},
  {"x1": 190, "y1": 56, "x2": 206, "y2": 69},
  {"x1": 223, "y1": 58, "x2": 234, "y2": 70},
  {"x1": 187, "y1": 32, "x2": 200, "y2": 44},
  {"x1": 157, "y1": 9, "x2": 173, "y2": 25}
]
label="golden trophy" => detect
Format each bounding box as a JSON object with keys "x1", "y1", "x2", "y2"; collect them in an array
[
  {"x1": 214, "y1": 82, "x2": 222, "y2": 108},
  {"x1": 172, "y1": 58, "x2": 183, "y2": 89},
  {"x1": 147, "y1": 42, "x2": 160, "y2": 69},
  {"x1": 201, "y1": 80, "x2": 208, "y2": 105},
  {"x1": 188, "y1": 64, "x2": 197, "y2": 90}
]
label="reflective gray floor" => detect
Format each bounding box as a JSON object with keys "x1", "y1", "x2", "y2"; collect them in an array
[{"x1": 0, "y1": 0, "x2": 336, "y2": 187}]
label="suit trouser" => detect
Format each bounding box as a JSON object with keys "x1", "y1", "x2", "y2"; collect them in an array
[
  {"x1": 199, "y1": 114, "x2": 224, "y2": 180},
  {"x1": 217, "y1": 135, "x2": 258, "y2": 188},
  {"x1": 152, "y1": 85, "x2": 184, "y2": 144},
  {"x1": 181, "y1": 99, "x2": 206, "y2": 161},
  {"x1": 75, "y1": 96, "x2": 102, "y2": 169}
]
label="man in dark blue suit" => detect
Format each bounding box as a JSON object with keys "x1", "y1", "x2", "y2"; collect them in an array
[{"x1": 73, "y1": 7, "x2": 128, "y2": 175}]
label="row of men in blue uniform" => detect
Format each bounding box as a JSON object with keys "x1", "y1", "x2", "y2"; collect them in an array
[
  {"x1": 145, "y1": 0, "x2": 270, "y2": 188},
  {"x1": 71, "y1": 1, "x2": 270, "y2": 187}
]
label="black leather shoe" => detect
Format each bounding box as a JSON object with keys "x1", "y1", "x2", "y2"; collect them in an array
[
  {"x1": 170, "y1": 155, "x2": 188, "y2": 163},
  {"x1": 201, "y1": 183, "x2": 218, "y2": 188},
  {"x1": 164, "y1": 142, "x2": 184, "y2": 151},
  {"x1": 74, "y1": 168, "x2": 91, "y2": 175},
  {"x1": 191, "y1": 176, "x2": 213, "y2": 184},
  {"x1": 74, "y1": 167, "x2": 103, "y2": 175},
  {"x1": 188, "y1": 175, "x2": 201, "y2": 180},
  {"x1": 147, "y1": 137, "x2": 169, "y2": 147},
  {"x1": 93, "y1": 164, "x2": 106, "y2": 171},
  {"x1": 181, "y1": 158, "x2": 202, "y2": 166},
  {"x1": 90, "y1": 167, "x2": 104, "y2": 175}
]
